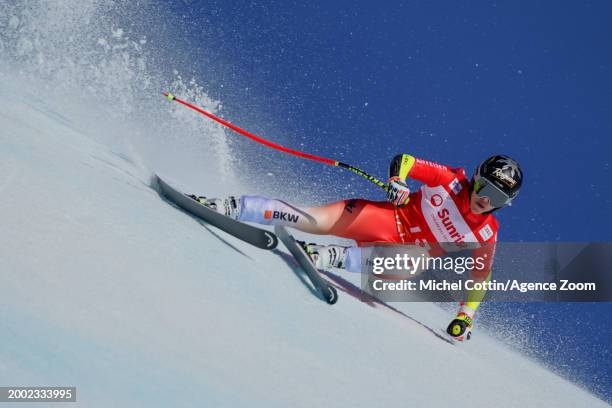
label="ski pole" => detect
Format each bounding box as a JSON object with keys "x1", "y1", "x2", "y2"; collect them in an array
[{"x1": 163, "y1": 92, "x2": 389, "y2": 192}]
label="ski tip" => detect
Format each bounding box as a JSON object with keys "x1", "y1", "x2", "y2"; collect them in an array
[{"x1": 165, "y1": 92, "x2": 176, "y2": 101}]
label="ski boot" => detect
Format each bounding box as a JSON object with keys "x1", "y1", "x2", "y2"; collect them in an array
[
  {"x1": 297, "y1": 241, "x2": 350, "y2": 271},
  {"x1": 187, "y1": 195, "x2": 241, "y2": 220}
]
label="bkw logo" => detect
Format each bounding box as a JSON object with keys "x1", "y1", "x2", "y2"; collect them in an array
[{"x1": 264, "y1": 210, "x2": 300, "y2": 223}]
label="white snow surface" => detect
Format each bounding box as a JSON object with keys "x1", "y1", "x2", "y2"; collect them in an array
[{"x1": 0, "y1": 78, "x2": 609, "y2": 408}]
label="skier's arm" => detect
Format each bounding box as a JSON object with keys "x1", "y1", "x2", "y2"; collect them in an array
[
  {"x1": 389, "y1": 154, "x2": 456, "y2": 187},
  {"x1": 446, "y1": 240, "x2": 496, "y2": 341},
  {"x1": 464, "y1": 241, "x2": 496, "y2": 311},
  {"x1": 465, "y1": 274, "x2": 491, "y2": 311}
]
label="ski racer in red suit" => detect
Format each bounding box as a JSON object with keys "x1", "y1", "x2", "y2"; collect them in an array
[{"x1": 191, "y1": 155, "x2": 524, "y2": 341}]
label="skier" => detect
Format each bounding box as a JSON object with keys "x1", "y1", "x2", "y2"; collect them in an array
[{"x1": 190, "y1": 154, "x2": 523, "y2": 341}]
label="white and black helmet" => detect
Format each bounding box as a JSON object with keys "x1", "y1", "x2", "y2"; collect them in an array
[{"x1": 473, "y1": 155, "x2": 523, "y2": 208}]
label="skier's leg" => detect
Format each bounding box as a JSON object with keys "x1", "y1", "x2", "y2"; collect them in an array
[
  {"x1": 323, "y1": 199, "x2": 401, "y2": 243},
  {"x1": 300, "y1": 199, "x2": 401, "y2": 273},
  {"x1": 188, "y1": 194, "x2": 328, "y2": 230},
  {"x1": 238, "y1": 195, "x2": 344, "y2": 234},
  {"x1": 189, "y1": 194, "x2": 397, "y2": 273},
  {"x1": 239, "y1": 196, "x2": 401, "y2": 243},
  {"x1": 237, "y1": 195, "x2": 401, "y2": 273},
  {"x1": 189, "y1": 194, "x2": 400, "y2": 241}
]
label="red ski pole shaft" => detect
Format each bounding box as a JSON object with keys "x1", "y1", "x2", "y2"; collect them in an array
[{"x1": 163, "y1": 92, "x2": 389, "y2": 191}]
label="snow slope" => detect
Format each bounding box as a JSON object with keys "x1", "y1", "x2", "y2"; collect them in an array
[{"x1": 0, "y1": 78, "x2": 609, "y2": 408}]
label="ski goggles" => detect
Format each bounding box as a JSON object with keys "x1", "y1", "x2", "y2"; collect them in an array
[{"x1": 473, "y1": 176, "x2": 512, "y2": 208}]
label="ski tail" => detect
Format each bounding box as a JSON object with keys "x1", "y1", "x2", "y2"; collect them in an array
[
  {"x1": 154, "y1": 175, "x2": 278, "y2": 250},
  {"x1": 275, "y1": 226, "x2": 338, "y2": 304}
]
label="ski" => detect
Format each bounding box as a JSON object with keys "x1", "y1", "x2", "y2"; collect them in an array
[
  {"x1": 275, "y1": 226, "x2": 338, "y2": 304},
  {"x1": 154, "y1": 175, "x2": 278, "y2": 250}
]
